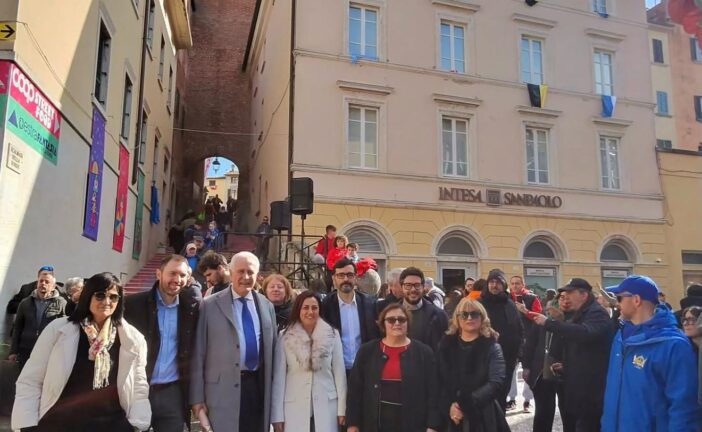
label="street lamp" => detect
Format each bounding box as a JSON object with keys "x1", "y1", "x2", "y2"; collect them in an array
[{"x1": 212, "y1": 157, "x2": 221, "y2": 174}]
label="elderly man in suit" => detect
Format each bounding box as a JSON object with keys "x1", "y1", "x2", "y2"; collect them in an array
[{"x1": 190, "y1": 251, "x2": 277, "y2": 432}]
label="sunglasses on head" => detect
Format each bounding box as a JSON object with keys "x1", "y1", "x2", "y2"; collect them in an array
[
  {"x1": 458, "y1": 311, "x2": 481, "y2": 320},
  {"x1": 385, "y1": 316, "x2": 408, "y2": 325},
  {"x1": 93, "y1": 292, "x2": 121, "y2": 303}
]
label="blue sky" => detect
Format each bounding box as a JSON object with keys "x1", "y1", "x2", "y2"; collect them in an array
[
  {"x1": 645, "y1": 0, "x2": 661, "y2": 8},
  {"x1": 205, "y1": 157, "x2": 238, "y2": 178}
]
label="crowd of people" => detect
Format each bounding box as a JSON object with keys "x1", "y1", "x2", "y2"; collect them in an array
[{"x1": 4, "y1": 238, "x2": 702, "y2": 431}]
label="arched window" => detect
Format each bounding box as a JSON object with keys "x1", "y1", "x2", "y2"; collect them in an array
[
  {"x1": 600, "y1": 244, "x2": 629, "y2": 262},
  {"x1": 346, "y1": 227, "x2": 387, "y2": 276},
  {"x1": 524, "y1": 240, "x2": 556, "y2": 259},
  {"x1": 437, "y1": 236, "x2": 474, "y2": 256}
]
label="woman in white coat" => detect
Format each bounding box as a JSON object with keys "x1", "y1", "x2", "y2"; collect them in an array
[
  {"x1": 11, "y1": 273, "x2": 151, "y2": 432},
  {"x1": 272, "y1": 290, "x2": 347, "y2": 432}
]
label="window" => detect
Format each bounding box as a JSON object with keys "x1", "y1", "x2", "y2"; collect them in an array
[
  {"x1": 592, "y1": 0, "x2": 607, "y2": 14},
  {"x1": 683, "y1": 252, "x2": 702, "y2": 265},
  {"x1": 146, "y1": 0, "x2": 155, "y2": 48},
  {"x1": 348, "y1": 106, "x2": 378, "y2": 169},
  {"x1": 437, "y1": 236, "x2": 474, "y2": 256},
  {"x1": 349, "y1": 5, "x2": 377, "y2": 59},
  {"x1": 163, "y1": 153, "x2": 170, "y2": 175},
  {"x1": 691, "y1": 37, "x2": 702, "y2": 62},
  {"x1": 152, "y1": 137, "x2": 159, "y2": 181},
  {"x1": 440, "y1": 21, "x2": 465, "y2": 73},
  {"x1": 521, "y1": 37, "x2": 543, "y2": 84},
  {"x1": 94, "y1": 22, "x2": 111, "y2": 106},
  {"x1": 600, "y1": 136, "x2": 620, "y2": 190},
  {"x1": 524, "y1": 241, "x2": 556, "y2": 259},
  {"x1": 525, "y1": 127, "x2": 549, "y2": 184},
  {"x1": 158, "y1": 37, "x2": 165, "y2": 82},
  {"x1": 601, "y1": 244, "x2": 629, "y2": 261},
  {"x1": 441, "y1": 117, "x2": 468, "y2": 177},
  {"x1": 656, "y1": 139, "x2": 672, "y2": 149},
  {"x1": 695, "y1": 96, "x2": 702, "y2": 122},
  {"x1": 652, "y1": 39, "x2": 664, "y2": 63},
  {"x1": 120, "y1": 75, "x2": 133, "y2": 140},
  {"x1": 167, "y1": 66, "x2": 173, "y2": 110},
  {"x1": 656, "y1": 91, "x2": 669, "y2": 115},
  {"x1": 594, "y1": 50, "x2": 613, "y2": 95},
  {"x1": 138, "y1": 110, "x2": 148, "y2": 164}
]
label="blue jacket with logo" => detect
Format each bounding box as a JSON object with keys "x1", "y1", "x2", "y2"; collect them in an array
[{"x1": 601, "y1": 306, "x2": 700, "y2": 431}]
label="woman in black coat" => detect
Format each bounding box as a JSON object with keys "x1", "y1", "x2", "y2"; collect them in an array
[
  {"x1": 262, "y1": 274, "x2": 295, "y2": 332},
  {"x1": 347, "y1": 303, "x2": 441, "y2": 432},
  {"x1": 437, "y1": 298, "x2": 510, "y2": 432}
]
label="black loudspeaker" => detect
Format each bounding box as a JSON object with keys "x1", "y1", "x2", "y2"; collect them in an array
[
  {"x1": 270, "y1": 201, "x2": 291, "y2": 231},
  {"x1": 290, "y1": 177, "x2": 314, "y2": 216}
]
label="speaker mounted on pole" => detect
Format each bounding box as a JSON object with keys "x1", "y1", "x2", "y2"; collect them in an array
[
  {"x1": 270, "y1": 201, "x2": 291, "y2": 231},
  {"x1": 290, "y1": 177, "x2": 314, "y2": 216}
]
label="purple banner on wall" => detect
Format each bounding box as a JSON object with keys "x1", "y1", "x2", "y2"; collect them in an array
[{"x1": 82, "y1": 107, "x2": 106, "y2": 241}]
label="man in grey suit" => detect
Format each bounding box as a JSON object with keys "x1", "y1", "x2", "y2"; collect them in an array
[{"x1": 190, "y1": 251, "x2": 277, "y2": 432}]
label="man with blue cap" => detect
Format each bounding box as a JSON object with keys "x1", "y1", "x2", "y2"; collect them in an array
[{"x1": 601, "y1": 275, "x2": 700, "y2": 431}]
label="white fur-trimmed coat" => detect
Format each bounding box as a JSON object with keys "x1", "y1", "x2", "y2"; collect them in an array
[{"x1": 271, "y1": 319, "x2": 347, "y2": 432}]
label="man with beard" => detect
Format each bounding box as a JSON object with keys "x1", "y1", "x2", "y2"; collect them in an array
[
  {"x1": 198, "y1": 253, "x2": 232, "y2": 296},
  {"x1": 8, "y1": 269, "x2": 66, "y2": 368},
  {"x1": 321, "y1": 258, "x2": 379, "y2": 375},
  {"x1": 399, "y1": 267, "x2": 448, "y2": 351},
  {"x1": 479, "y1": 268, "x2": 523, "y2": 409},
  {"x1": 532, "y1": 278, "x2": 613, "y2": 432},
  {"x1": 125, "y1": 255, "x2": 202, "y2": 431}
]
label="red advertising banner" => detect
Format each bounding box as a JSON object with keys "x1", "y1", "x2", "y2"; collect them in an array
[
  {"x1": 8, "y1": 64, "x2": 61, "y2": 138},
  {"x1": 112, "y1": 145, "x2": 130, "y2": 252}
]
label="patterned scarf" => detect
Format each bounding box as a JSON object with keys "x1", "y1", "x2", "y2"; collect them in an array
[{"x1": 80, "y1": 317, "x2": 117, "y2": 390}]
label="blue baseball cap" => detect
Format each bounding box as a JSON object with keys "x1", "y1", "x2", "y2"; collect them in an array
[{"x1": 606, "y1": 275, "x2": 659, "y2": 304}]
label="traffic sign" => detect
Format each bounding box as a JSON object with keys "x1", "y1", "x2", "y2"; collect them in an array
[{"x1": 0, "y1": 23, "x2": 16, "y2": 41}]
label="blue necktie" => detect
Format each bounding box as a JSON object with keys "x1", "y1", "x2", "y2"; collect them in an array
[{"x1": 238, "y1": 297, "x2": 258, "y2": 370}]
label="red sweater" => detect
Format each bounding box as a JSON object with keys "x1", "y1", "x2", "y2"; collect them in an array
[
  {"x1": 326, "y1": 247, "x2": 347, "y2": 270},
  {"x1": 380, "y1": 341, "x2": 408, "y2": 380}
]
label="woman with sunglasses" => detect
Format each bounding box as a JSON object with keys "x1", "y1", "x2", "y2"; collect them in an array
[
  {"x1": 12, "y1": 273, "x2": 151, "y2": 432},
  {"x1": 437, "y1": 298, "x2": 510, "y2": 432},
  {"x1": 346, "y1": 303, "x2": 441, "y2": 432},
  {"x1": 271, "y1": 290, "x2": 346, "y2": 432}
]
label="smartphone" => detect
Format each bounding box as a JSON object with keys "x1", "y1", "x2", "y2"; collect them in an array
[{"x1": 516, "y1": 294, "x2": 524, "y2": 304}]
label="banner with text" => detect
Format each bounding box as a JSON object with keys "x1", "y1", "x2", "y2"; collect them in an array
[
  {"x1": 82, "y1": 108, "x2": 106, "y2": 241},
  {"x1": 132, "y1": 170, "x2": 145, "y2": 260},
  {"x1": 0, "y1": 61, "x2": 10, "y2": 125},
  {"x1": 112, "y1": 145, "x2": 130, "y2": 252},
  {"x1": 5, "y1": 62, "x2": 61, "y2": 164}
]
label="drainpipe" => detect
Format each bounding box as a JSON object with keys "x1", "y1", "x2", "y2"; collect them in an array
[
  {"x1": 287, "y1": 0, "x2": 296, "y2": 241},
  {"x1": 132, "y1": 0, "x2": 151, "y2": 184}
]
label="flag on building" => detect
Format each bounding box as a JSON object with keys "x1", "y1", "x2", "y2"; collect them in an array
[
  {"x1": 527, "y1": 84, "x2": 548, "y2": 108},
  {"x1": 601, "y1": 95, "x2": 617, "y2": 118},
  {"x1": 150, "y1": 184, "x2": 160, "y2": 224}
]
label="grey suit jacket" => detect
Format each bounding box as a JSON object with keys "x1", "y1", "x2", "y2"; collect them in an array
[{"x1": 190, "y1": 288, "x2": 277, "y2": 432}]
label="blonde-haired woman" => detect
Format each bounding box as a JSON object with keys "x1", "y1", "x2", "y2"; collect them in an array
[
  {"x1": 262, "y1": 273, "x2": 295, "y2": 331},
  {"x1": 437, "y1": 298, "x2": 510, "y2": 432}
]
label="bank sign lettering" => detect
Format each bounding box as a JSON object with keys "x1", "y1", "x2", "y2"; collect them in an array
[{"x1": 4, "y1": 63, "x2": 61, "y2": 164}]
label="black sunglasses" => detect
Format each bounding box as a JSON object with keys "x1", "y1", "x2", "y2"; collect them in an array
[
  {"x1": 93, "y1": 292, "x2": 121, "y2": 303},
  {"x1": 385, "y1": 316, "x2": 408, "y2": 325},
  {"x1": 458, "y1": 311, "x2": 481, "y2": 320}
]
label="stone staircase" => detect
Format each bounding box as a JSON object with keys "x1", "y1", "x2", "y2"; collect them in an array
[{"x1": 123, "y1": 253, "x2": 167, "y2": 295}]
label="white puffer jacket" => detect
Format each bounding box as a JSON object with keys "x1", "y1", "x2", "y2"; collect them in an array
[{"x1": 11, "y1": 317, "x2": 151, "y2": 431}]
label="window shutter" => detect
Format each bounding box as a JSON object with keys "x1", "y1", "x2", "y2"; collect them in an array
[
  {"x1": 652, "y1": 39, "x2": 663, "y2": 63},
  {"x1": 695, "y1": 96, "x2": 702, "y2": 122},
  {"x1": 692, "y1": 38, "x2": 699, "y2": 61}
]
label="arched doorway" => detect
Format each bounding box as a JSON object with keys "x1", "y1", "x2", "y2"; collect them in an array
[
  {"x1": 435, "y1": 231, "x2": 480, "y2": 291},
  {"x1": 600, "y1": 237, "x2": 636, "y2": 287},
  {"x1": 522, "y1": 233, "x2": 564, "y2": 297}
]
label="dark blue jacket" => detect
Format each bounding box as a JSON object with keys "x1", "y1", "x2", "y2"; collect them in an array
[{"x1": 601, "y1": 306, "x2": 700, "y2": 432}]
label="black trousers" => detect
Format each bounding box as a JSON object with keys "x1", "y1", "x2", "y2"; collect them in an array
[
  {"x1": 531, "y1": 379, "x2": 561, "y2": 432},
  {"x1": 500, "y1": 360, "x2": 518, "y2": 410},
  {"x1": 562, "y1": 408, "x2": 601, "y2": 432},
  {"x1": 149, "y1": 381, "x2": 186, "y2": 432},
  {"x1": 240, "y1": 371, "x2": 263, "y2": 432}
]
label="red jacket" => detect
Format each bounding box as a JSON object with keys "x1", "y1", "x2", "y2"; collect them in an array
[
  {"x1": 315, "y1": 236, "x2": 335, "y2": 257},
  {"x1": 326, "y1": 247, "x2": 347, "y2": 270}
]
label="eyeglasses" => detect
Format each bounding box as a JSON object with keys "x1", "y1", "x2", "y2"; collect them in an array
[
  {"x1": 334, "y1": 272, "x2": 356, "y2": 279},
  {"x1": 458, "y1": 311, "x2": 482, "y2": 321},
  {"x1": 682, "y1": 317, "x2": 696, "y2": 325},
  {"x1": 402, "y1": 283, "x2": 423, "y2": 291},
  {"x1": 39, "y1": 265, "x2": 54, "y2": 272},
  {"x1": 384, "y1": 316, "x2": 408, "y2": 325},
  {"x1": 93, "y1": 292, "x2": 121, "y2": 303},
  {"x1": 615, "y1": 292, "x2": 633, "y2": 303}
]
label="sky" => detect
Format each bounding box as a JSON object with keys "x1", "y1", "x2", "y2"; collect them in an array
[
  {"x1": 645, "y1": 0, "x2": 661, "y2": 8},
  {"x1": 205, "y1": 157, "x2": 238, "y2": 178}
]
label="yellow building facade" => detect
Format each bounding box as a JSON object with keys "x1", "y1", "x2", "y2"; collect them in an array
[{"x1": 246, "y1": 0, "x2": 672, "y2": 299}]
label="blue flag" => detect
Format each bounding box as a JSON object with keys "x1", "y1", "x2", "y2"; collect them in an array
[
  {"x1": 150, "y1": 184, "x2": 160, "y2": 224},
  {"x1": 601, "y1": 95, "x2": 617, "y2": 118}
]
